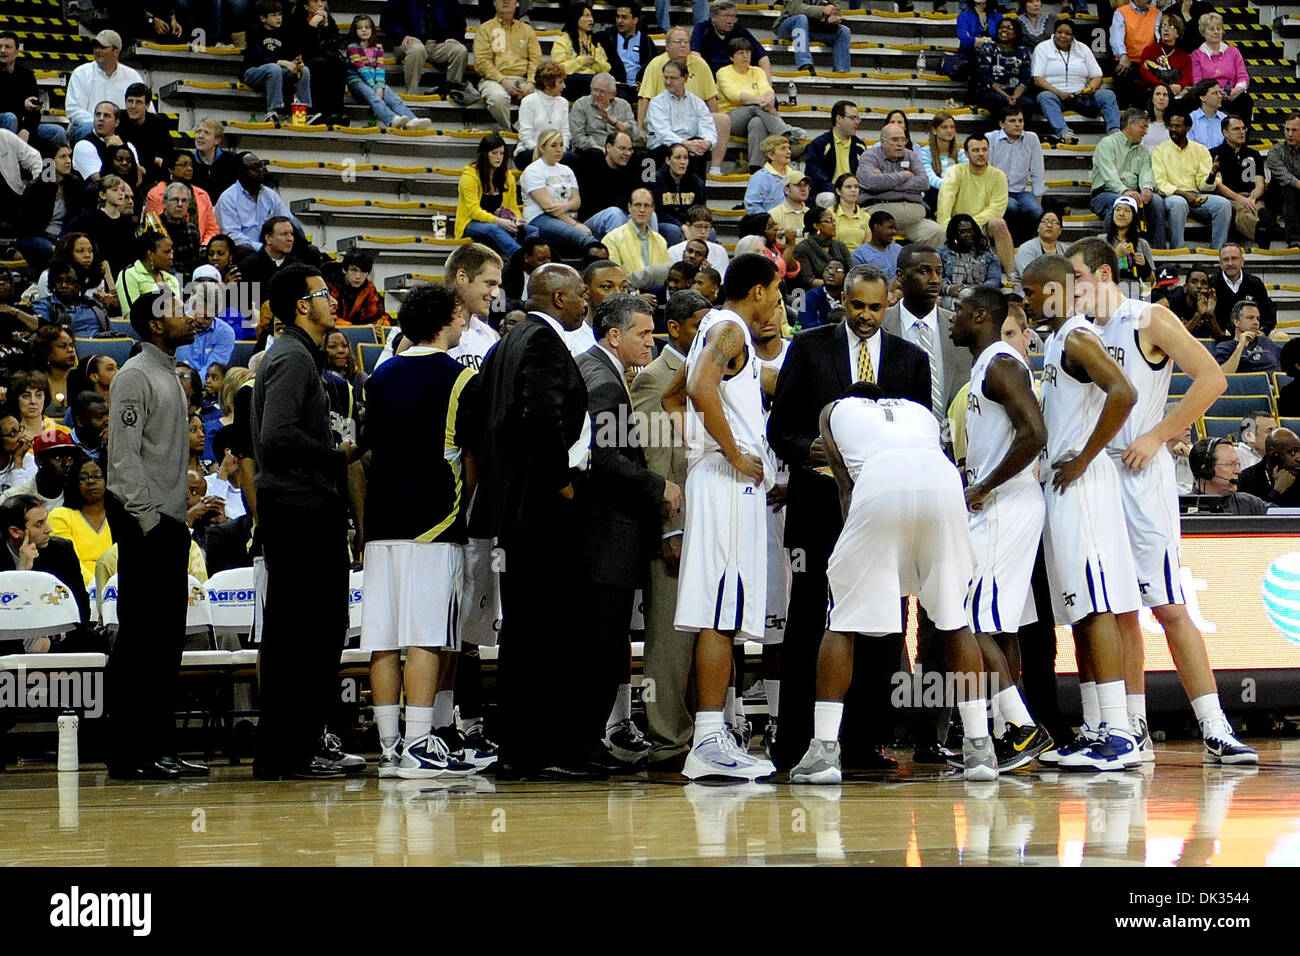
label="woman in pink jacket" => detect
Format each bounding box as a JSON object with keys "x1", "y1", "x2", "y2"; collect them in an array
[{"x1": 1189, "y1": 11, "x2": 1251, "y2": 124}]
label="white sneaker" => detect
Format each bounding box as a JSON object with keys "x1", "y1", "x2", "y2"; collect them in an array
[
  {"x1": 377, "y1": 739, "x2": 403, "y2": 779},
  {"x1": 682, "y1": 730, "x2": 776, "y2": 781},
  {"x1": 395, "y1": 734, "x2": 476, "y2": 779},
  {"x1": 1131, "y1": 715, "x2": 1156, "y2": 763},
  {"x1": 407, "y1": 117, "x2": 434, "y2": 130},
  {"x1": 1059, "y1": 723, "x2": 1138, "y2": 772},
  {"x1": 1201, "y1": 716, "x2": 1259, "y2": 765},
  {"x1": 962, "y1": 736, "x2": 998, "y2": 782},
  {"x1": 390, "y1": 115, "x2": 410, "y2": 129}
]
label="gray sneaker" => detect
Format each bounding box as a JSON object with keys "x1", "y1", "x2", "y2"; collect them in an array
[
  {"x1": 789, "y1": 738, "x2": 842, "y2": 784},
  {"x1": 962, "y1": 736, "x2": 998, "y2": 782},
  {"x1": 378, "y1": 740, "x2": 402, "y2": 779}
]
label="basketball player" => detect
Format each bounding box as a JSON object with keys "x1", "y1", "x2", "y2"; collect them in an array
[
  {"x1": 1023, "y1": 253, "x2": 1141, "y2": 772},
  {"x1": 789, "y1": 380, "x2": 992, "y2": 784},
  {"x1": 361, "y1": 283, "x2": 476, "y2": 780},
  {"x1": 949, "y1": 286, "x2": 1054, "y2": 770},
  {"x1": 1068, "y1": 237, "x2": 1257, "y2": 764},
  {"x1": 661, "y1": 253, "x2": 782, "y2": 781}
]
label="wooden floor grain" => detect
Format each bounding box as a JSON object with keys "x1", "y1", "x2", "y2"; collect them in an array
[{"x1": 3, "y1": 741, "x2": 1299, "y2": 866}]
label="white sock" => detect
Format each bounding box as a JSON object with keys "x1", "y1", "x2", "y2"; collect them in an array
[
  {"x1": 957, "y1": 698, "x2": 988, "y2": 740},
  {"x1": 765, "y1": 679, "x2": 781, "y2": 719},
  {"x1": 606, "y1": 683, "x2": 632, "y2": 732},
  {"x1": 694, "y1": 710, "x2": 726, "y2": 747},
  {"x1": 431, "y1": 690, "x2": 454, "y2": 729},
  {"x1": 1127, "y1": 692, "x2": 1147, "y2": 726},
  {"x1": 1097, "y1": 680, "x2": 1128, "y2": 733},
  {"x1": 374, "y1": 704, "x2": 400, "y2": 746},
  {"x1": 1191, "y1": 692, "x2": 1224, "y2": 730},
  {"x1": 404, "y1": 705, "x2": 434, "y2": 745},
  {"x1": 996, "y1": 686, "x2": 1034, "y2": 729},
  {"x1": 989, "y1": 693, "x2": 1006, "y2": 738},
  {"x1": 1080, "y1": 680, "x2": 1100, "y2": 729},
  {"x1": 813, "y1": 700, "x2": 843, "y2": 742}
]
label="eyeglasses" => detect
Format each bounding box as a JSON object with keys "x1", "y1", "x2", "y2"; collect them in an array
[
  {"x1": 300, "y1": 288, "x2": 332, "y2": 302},
  {"x1": 79, "y1": 473, "x2": 104, "y2": 483}
]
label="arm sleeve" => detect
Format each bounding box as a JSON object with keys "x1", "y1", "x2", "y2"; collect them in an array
[
  {"x1": 107, "y1": 368, "x2": 160, "y2": 534},
  {"x1": 64, "y1": 69, "x2": 91, "y2": 127},
  {"x1": 695, "y1": 96, "x2": 717, "y2": 145},
  {"x1": 1152, "y1": 147, "x2": 1175, "y2": 196},
  {"x1": 936, "y1": 166, "x2": 957, "y2": 227},
  {"x1": 1110, "y1": 16, "x2": 1126, "y2": 57},
  {"x1": 551, "y1": 34, "x2": 583, "y2": 74},
  {"x1": 629, "y1": 368, "x2": 683, "y2": 534},
  {"x1": 1267, "y1": 147, "x2": 1298, "y2": 189},
  {"x1": 211, "y1": 322, "x2": 236, "y2": 365},
  {"x1": 525, "y1": 29, "x2": 543, "y2": 83}
]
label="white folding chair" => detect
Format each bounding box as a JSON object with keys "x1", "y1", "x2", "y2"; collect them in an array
[
  {"x1": 206, "y1": 567, "x2": 256, "y2": 642},
  {"x1": 0, "y1": 570, "x2": 82, "y2": 646},
  {"x1": 99, "y1": 574, "x2": 119, "y2": 628}
]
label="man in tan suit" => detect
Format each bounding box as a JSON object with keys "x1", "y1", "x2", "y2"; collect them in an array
[{"x1": 629, "y1": 291, "x2": 711, "y2": 768}]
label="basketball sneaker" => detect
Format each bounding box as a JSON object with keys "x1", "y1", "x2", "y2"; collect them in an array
[
  {"x1": 683, "y1": 731, "x2": 776, "y2": 781},
  {"x1": 1201, "y1": 716, "x2": 1259, "y2": 765},
  {"x1": 789, "y1": 738, "x2": 842, "y2": 785},
  {"x1": 994, "y1": 722, "x2": 1054, "y2": 772},
  {"x1": 396, "y1": 734, "x2": 477, "y2": 779},
  {"x1": 763, "y1": 718, "x2": 778, "y2": 762},
  {"x1": 1131, "y1": 715, "x2": 1156, "y2": 764},
  {"x1": 1039, "y1": 724, "x2": 1098, "y2": 766},
  {"x1": 962, "y1": 736, "x2": 998, "y2": 781},
  {"x1": 728, "y1": 715, "x2": 753, "y2": 752},
  {"x1": 434, "y1": 725, "x2": 496, "y2": 771},
  {"x1": 604, "y1": 718, "x2": 652, "y2": 765},
  {"x1": 1058, "y1": 723, "x2": 1138, "y2": 772},
  {"x1": 378, "y1": 739, "x2": 402, "y2": 779},
  {"x1": 318, "y1": 730, "x2": 366, "y2": 773}
]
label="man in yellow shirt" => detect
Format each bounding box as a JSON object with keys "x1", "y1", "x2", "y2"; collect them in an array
[
  {"x1": 636, "y1": 26, "x2": 731, "y2": 175},
  {"x1": 936, "y1": 133, "x2": 1016, "y2": 276},
  {"x1": 768, "y1": 171, "x2": 812, "y2": 237},
  {"x1": 604, "y1": 189, "x2": 670, "y2": 283},
  {"x1": 472, "y1": 0, "x2": 544, "y2": 131},
  {"x1": 1151, "y1": 111, "x2": 1232, "y2": 249}
]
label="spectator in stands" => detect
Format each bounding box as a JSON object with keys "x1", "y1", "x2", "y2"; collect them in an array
[
  {"x1": 987, "y1": 104, "x2": 1045, "y2": 236},
  {"x1": 343, "y1": 15, "x2": 428, "y2": 131},
  {"x1": 551, "y1": 4, "x2": 609, "y2": 102},
  {"x1": 1111, "y1": 0, "x2": 1161, "y2": 106},
  {"x1": 31, "y1": 326, "x2": 78, "y2": 419},
  {"x1": 938, "y1": 213, "x2": 1000, "y2": 310},
  {"x1": 243, "y1": 0, "x2": 314, "y2": 125},
  {"x1": 516, "y1": 62, "x2": 572, "y2": 171},
  {"x1": 1188, "y1": 437, "x2": 1269, "y2": 512},
  {"x1": 0, "y1": 494, "x2": 94, "y2": 651},
  {"x1": 154, "y1": 184, "x2": 203, "y2": 277},
  {"x1": 520, "y1": 129, "x2": 606, "y2": 258},
  {"x1": 1213, "y1": 242, "x2": 1275, "y2": 335},
  {"x1": 936, "y1": 133, "x2": 1015, "y2": 276},
  {"x1": 1016, "y1": 0, "x2": 1054, "y2": 50},
  {"x1": 176, "y1": 280, "x2": 236, "y2": 378},
  {"x1": 235, "y1": 216, "x2": 298, "y2": 321},
  {"x1": 667, "y1": 207, "x2": 730, "y2": 276},
  {"x1": 1144, "y1": 82, "x2": 1173, "y2": 150},
  {"x1": 1170, "y1": 0, "x2": 1213, "y2": 53},
  {"x1": 33, "y1": 261, "x2": 110, "y2": 338},
  {"x1": 646, "y1": 58, "x2": 719, "y2": 183},
  {"x1": 473, "y1": 0, "x2": 544, "y2": 132},
  {"x1": 805, "y1": 101, "x2": 864, "y2": 208},
  {"x1": 956, "y1": 0, "x2": 1002, "y2": 81},
  {"x1": 119, "y1": 83, "x2": 169, "y2": 185},
  {"x1": 145, "y1": 154, "x2": 219, "y2": 245},
  {"x1": 0, "y1": 415, "x2": 35, "y2": 494},
  {"x1": 0, "y1": 268, "x2": 36, "y2": 340},
  {"x1": 190, "y1": 119, "x2": 241, "y2": 202},
  {"x1": 604, "y1": 188, "x2": 670, "y2": 279},
  {"x1": 745, "y1": 134, "x2": 795, "y2": 212},
  {"x1": 99, "y1": 146, "x2": 145, "y2": 215},
  {"x1": 653, "y1": 142, "x2": 706, "y2": 247},
  {"x1": 793, "y1": 206, "x2": 851, "y2": 292},
  {"x1": 797, "y1": 259, "x2": 845, "y2": 328},
  {"x1": 1236, "y1": 409, "x2": 1275, "y2": 469},
  {"x1": 598, "y1": 4, "x2": 655, "y2": 93},
  {"x1": 292, "y1": 0, "x2": 347, "y2": 126},
  {"x1": 881, "y1": 109, "x2": 916, "y2": 148},
  {"x1": 7, "y1": 372, "x2": 51, "y2": 447},
  {"x1": 1152, "y1": 110, "x2": 1230, "y2": 248},
  {"x1": 502, "y1": 234, "x2": 550, "y2": 300},
  {"x1": 852, "y1": 210, "x2": 903, "y2": 279},
  {"x1": 177, "y1": 363, "x2": 203, "y2": 416},
  {"x1": 1265, "y1": 113, "x2": 1300, "y2": 248},
  {"x1": 774, "y1": 0, "x2": 852, "y2": 75},
  {"x1": 188, "y1": 408, "x2": 209, "y2": 474},
  {"x1": 1139, "y1": 14, "x2": 1191, "y2": 99},
  {"x1": 571, "y1": 134, "x2": 644, "y2": 242},
  {"x1": 1277, "y1": 340, "x2": 1300, "y2": 416},
  {"x1": 1214, "y1": 298, "x2": 1278, "y2": 374},
  {"x1": 716, "y1": 39, "x2": 803, "y2": 176},
  {"x1": 693, "y1": 1, "x2": 772, "y2": 80},
  {"x1": 119, "y1": 230, "x2": 182, "y2": 316},
  {"x1": 829, "y1": 173, "x2": 870, "y2": 253},
  {"x1": 738, "y1": 212, "x2": 800, "y2": 285},
  {"x1": 1237, "y1": 427, "x2": 1300, "y2": 506},
  {"x1": 204, "y1": 436, "x2": 247, "y2": 520},
  {"x1": 769, "y1": 171, "x2": 812, "y2": 237},
  {"x1": 324, "y1": 251, "x2": 385, "y2": 326},
  {"x1": 1014, "y1": 209, "x2": 1062, "y2": 275},
  {"x1": 43, "y1": 233, "x2": 117, "y2": 311},
  {"x1": 856, "y1": 122, "x2": 944, "y2": 246},
  {"x1": 1031, "y1": 19, "x2": 1120, "y2": 144},
  {"x1": 1154, "y1": 262, "x2": 1215, "y2": 334},
  {"x1": 1212, "y1": 114, "x2": 1267, "y2": 245},
  {"x1": 1105, "y1": 195, "x2": 1154, "y2": 286},
  {"x1": 64, "y1": 30, "x2": 146, "y2": 145},
  {"x1": 0, "y1": 30, "x2": 65, "y2": 154},
  {"x1": 1090, "y1": 108, "x2": 1168, "y2": 247},
  {"x1": 214, "y1": 152, "x2": 294, "y2": 252},
  {"x1": 71, "y1": 101, "x2": 138, "y2": 182},
  {"x1": 0, "y1": 128, "x2": 39, "y2": 227},
  {"x1": 1190, "y1": 12, "x2": 1251, "y2": 125},
  {"x1": 185, "y1": 468, "x2": 226, "y2": 550},
  {"x1": 205, "y1": 240, "x2": 251, "y2": 338},
  {"x1": 694, "y1": 264, "x2": 721, "y2": 303},
  {"x1": 918, "y1": 112, "x2": 966, "y2": 213},
  {"x1": 0, "y1": 430, "x2": 80, "y2": 510},
  {"x1": 570, "y1": 73, "x2": 642, "y2": 156},
  {"x1": 455, "y1": 133, "x2": 534, "y2": 259},
  {"x1": 975, "y1": 17, "x2": 1035, "y2": 119},
  {"x1": 1187, "y1": 79, "x2": 1225, "y2": 150},
  {"x1": 638, "y1": 27, "x2": 731, "y2": 176},
  {"x1": 325, "y1": 329, "x2": 368, "y2": 405},
  {"x1": 379, "y1": 0, "x2": 477, "y2": 103},
  {"x1": 14, "y1": 145, "x2": 83, "y2": 273},
  {"x1": 47, "y1": 456, "x2": 111, "y2": 587}
]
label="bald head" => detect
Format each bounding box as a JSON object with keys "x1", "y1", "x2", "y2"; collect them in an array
[
  {"x1": 880, "y1": 122, "x2": 908, "y2": 158},
  {"x1": 1265, "y1": 427, "x2": 1300, "y2": 459},
  {"x1": 527, "y1": 263, "x2": 587, "y2": 330}
]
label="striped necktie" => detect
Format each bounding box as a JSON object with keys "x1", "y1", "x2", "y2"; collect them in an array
[
  {"x1": 857, "y1": 338, "x2": 874, "y2": 384},
  {"x1": 911, "y1": 319, "x2": 943, "y2": 418}
]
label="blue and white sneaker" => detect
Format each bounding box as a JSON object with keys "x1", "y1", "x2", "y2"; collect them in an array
[
  {"x1": 1058, "y1": 723, "x2": 1138, "y2": 772},
  {"x1": 434, "y1": 725, "x2": 496, "y2": 772},
  {"x1": 1131, "y1": 715, "x2": 1156, "y2": 764},
  {"x1": 395, "y1": 734, "x2": 477, "y2": 779},
  {"x1": 683, "y1": 730, "x2": 776, "y2": 781},
  {"x1": 1039, "y1": 724, "x2": 1098, "y2": 766},
  {"x1": 1201, "y1": 716, "x2": 1259, "y2": 765},
  {"x1": 378, "y1": 739, "x2": 403, "y2": 779}
]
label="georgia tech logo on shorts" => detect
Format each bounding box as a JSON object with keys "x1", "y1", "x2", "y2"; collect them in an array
[{"x1": 41, "y1": 586, "x2": 72, "y2": 606}]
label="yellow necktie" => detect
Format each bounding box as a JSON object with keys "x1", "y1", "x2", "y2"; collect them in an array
[{"x1": 858, "y1": 339, "x2": 874, "y2": 384}]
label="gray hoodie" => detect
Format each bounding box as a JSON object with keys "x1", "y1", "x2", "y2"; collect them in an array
[{"x1": 108, "y1": 341, "x2": 189, "y2": 533}]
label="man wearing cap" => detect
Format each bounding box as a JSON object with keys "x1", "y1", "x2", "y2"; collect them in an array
[
  {"x1": 0, "y1": 430, "x2": 83, "y2": 511},
  {"x1": 64, "y1": 30, "x2": 147, "y2": 145},
  {"x1": 770, "y1": 171, "x2": 813, "y2": 237}
]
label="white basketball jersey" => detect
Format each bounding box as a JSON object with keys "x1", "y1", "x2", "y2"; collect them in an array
[
  {"x1": 448, "y1": 315, "x2": 500, "y2": 371},
  {"x1": 1093, "y1": 298, "x2": 1172, "y2": 452},
  {"x1": 683, "y1": 308, "x2": 772, "y2": 474},
  {"x1": 965, "y1": 341, "x2": 1035, "y2": 487},
  {"x1": 828, "y1": 397, "x2": 941, "y2": 483},
  {"x1": 1040, "y1": 315, "x2": 1106, "y2": 464}
]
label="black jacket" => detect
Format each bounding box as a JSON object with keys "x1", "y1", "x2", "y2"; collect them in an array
[
  {"x1": 577, "y1": 345, "x2": 664, "y2": 587},
  {"x1": 803, "y1": 130, "x2": 866, "y2": 199},
  {"x1": 0, "y1": 537, "x2": 92, "y2": 626},
  {"x1": 595, "y1": 24, "x2": 657, "y2": 85},
  {"x1": 19, "y1": 173, "x2": 87, "y2": 241},
  {"x1": 381, "y1": 0, "x2": 467, "y2": 46},
  {"x1": 653, "y1": 165, "x2": 707, "y2": 228},
  {"x1": 768, "y1": 325, "x2": 931, "y2": 551},
  {"x1": 1237, "y1": 459, "x2": 1300, "y2": 506},
  {"x1": 0, "y1": 61, "x2": 42, "y2": 138},
  {"x1": 1213, "y1": 270, "x2": 1276, "y2": 337}
]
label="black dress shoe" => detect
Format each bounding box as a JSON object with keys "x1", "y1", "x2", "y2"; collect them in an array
[
  {"x1": 109, "y1": 760, "x2": 181, "y2": 781},
  {"x1": 537, "y1": 764, "x2": 605, "y2": 782},
  {"x1": 913, "y1": 742, "x2": 960, "y2": 764},
  {"x1": 854, "y1": 745, "x2": 899, "y2": 770},
  {"x1": 159, "y1": 755, "x2": 210, "y2": 777}
]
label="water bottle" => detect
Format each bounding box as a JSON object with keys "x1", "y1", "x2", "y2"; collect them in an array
[
  {"x1": 787, "y1": 81, "x2": 797, "y2": 107},
  {"x1": 291, "y1": 93, "x2": 307, "y2": 127},
  {"x1": 917, "y1": 50, "x2": 927, "y2": 73},
  {"x1": 56, "y1": 710, "x2": 78, "y2": 772}
]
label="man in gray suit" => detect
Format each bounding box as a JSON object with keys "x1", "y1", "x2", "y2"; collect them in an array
[
  {"x1": 578, "y1": 293, "x2": 684, "y2": 769},
  {"x1": 629, "y1": 291, "x2": 709, "y2": 769}
]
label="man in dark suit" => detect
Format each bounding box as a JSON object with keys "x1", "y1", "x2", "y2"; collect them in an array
[
  {"x1": 468, "y1": 263, "x2": 597, "y2": 780},
  {"x1": 768, "y1": 263, "x2": 930, "y2": 770},
  {"x1": 1212, "y1": 243, "x2": 1276, "y2": 336},
  {"x1": 576, "y1": 294, "x2": 683, "y2": 768},
  {"x1": 0, "y1": 494, "x2": 92, "y2": 654}
]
